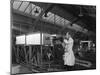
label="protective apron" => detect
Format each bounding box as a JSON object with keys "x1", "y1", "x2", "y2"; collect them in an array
[{"x1": 63, "y1": 37, "x2": 75, "y2": 66}]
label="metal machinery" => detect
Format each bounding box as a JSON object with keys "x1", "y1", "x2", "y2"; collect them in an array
[
  {"x1": 78, "y1": 41, "x2": 96, "y2": 56},
  {"x1": 14, "y1": 32, "x2": 53, "y2": 69},
  {"x1": 74, "y1": 40, "x2": 96, "y2": 68},
  {"x1": 80, "y1": 41, "x2": 92, "y2": 51},
  {"x1": 13, "y1": 32, "x2": 66, "y2": 71}
]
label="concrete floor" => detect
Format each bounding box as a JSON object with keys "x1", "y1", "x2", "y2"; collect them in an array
[
  {"x1": 11, "y1": 51, "x2": 96, "y2": 74},
  {"x1": 11, "y1": 60, "x2": 95, "y2": 75},
  {"x1": 11, "y1": 64, "x2": 33, "y2": 74}
]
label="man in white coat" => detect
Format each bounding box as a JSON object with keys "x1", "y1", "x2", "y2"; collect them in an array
[{"x1": 63, "y1": 32, "x2": 75, "y2": 71}]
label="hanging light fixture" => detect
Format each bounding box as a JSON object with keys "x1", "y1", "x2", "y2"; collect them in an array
[
  {"x1": 44, "y1": 12, "x2": 48, "y2": 17},
  {"x1": 34, "y1": 8, "x2": 39, "y2": 13}
]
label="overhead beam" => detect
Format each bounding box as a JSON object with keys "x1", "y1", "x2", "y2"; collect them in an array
[
  {"x1": 12, "y1": 25, "x2": 33, "y2": 33},
  {"x1": 12, "y1": 8, "x2": 72, "y2": 30},
  {"x1": 12, "y1": 12, "x2": 62, "y2": 34},
  {"x1": 12, "y1": 9, "x2": 62, "y2": 29}
]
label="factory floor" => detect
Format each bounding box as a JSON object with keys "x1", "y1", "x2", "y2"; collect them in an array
[
  {"x1": 11, "y1": 51, "x2": 96, "y2": 74},
  {"x1": 11, "y1": 64, "x2": 33, "y2": 74},
  {"x1": 11, "y1": 60, "x2": 95, "y2": 74}
]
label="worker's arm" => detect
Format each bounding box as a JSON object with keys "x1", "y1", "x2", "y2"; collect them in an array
[{"x1": 63, "y1": 39, "x2": 69, "y2": 45}]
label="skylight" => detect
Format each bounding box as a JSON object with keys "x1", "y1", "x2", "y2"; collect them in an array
[
  {"x1": 19, "y1": 2, "x2": 29, "y2": 12},
  {"x1": 13, "y1": 1, "x2": 22, "y2": 9}
]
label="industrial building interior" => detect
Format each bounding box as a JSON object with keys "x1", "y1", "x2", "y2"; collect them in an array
[{"x1": 11, "y1": 0, "x2": 96, "y2": 74}]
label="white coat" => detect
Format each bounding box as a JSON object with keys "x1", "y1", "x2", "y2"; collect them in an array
[{"x1": 63, "y1": 37, "x2": 75, "y2": 66}]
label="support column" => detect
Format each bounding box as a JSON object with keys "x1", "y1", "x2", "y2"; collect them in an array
[
  {"x1": 16, "y1": 46, "x2": 19, "y2": 63},
  {"x1": 24, "y1": 45, "x2": 28, "y2": 63},
  {"x1": 29, "y1": 46, "x2": 32, "y2": 64}
]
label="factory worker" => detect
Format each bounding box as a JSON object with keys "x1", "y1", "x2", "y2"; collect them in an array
[{"x1": 63, "y1": 32, "x2": 75, "y2": 71}]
